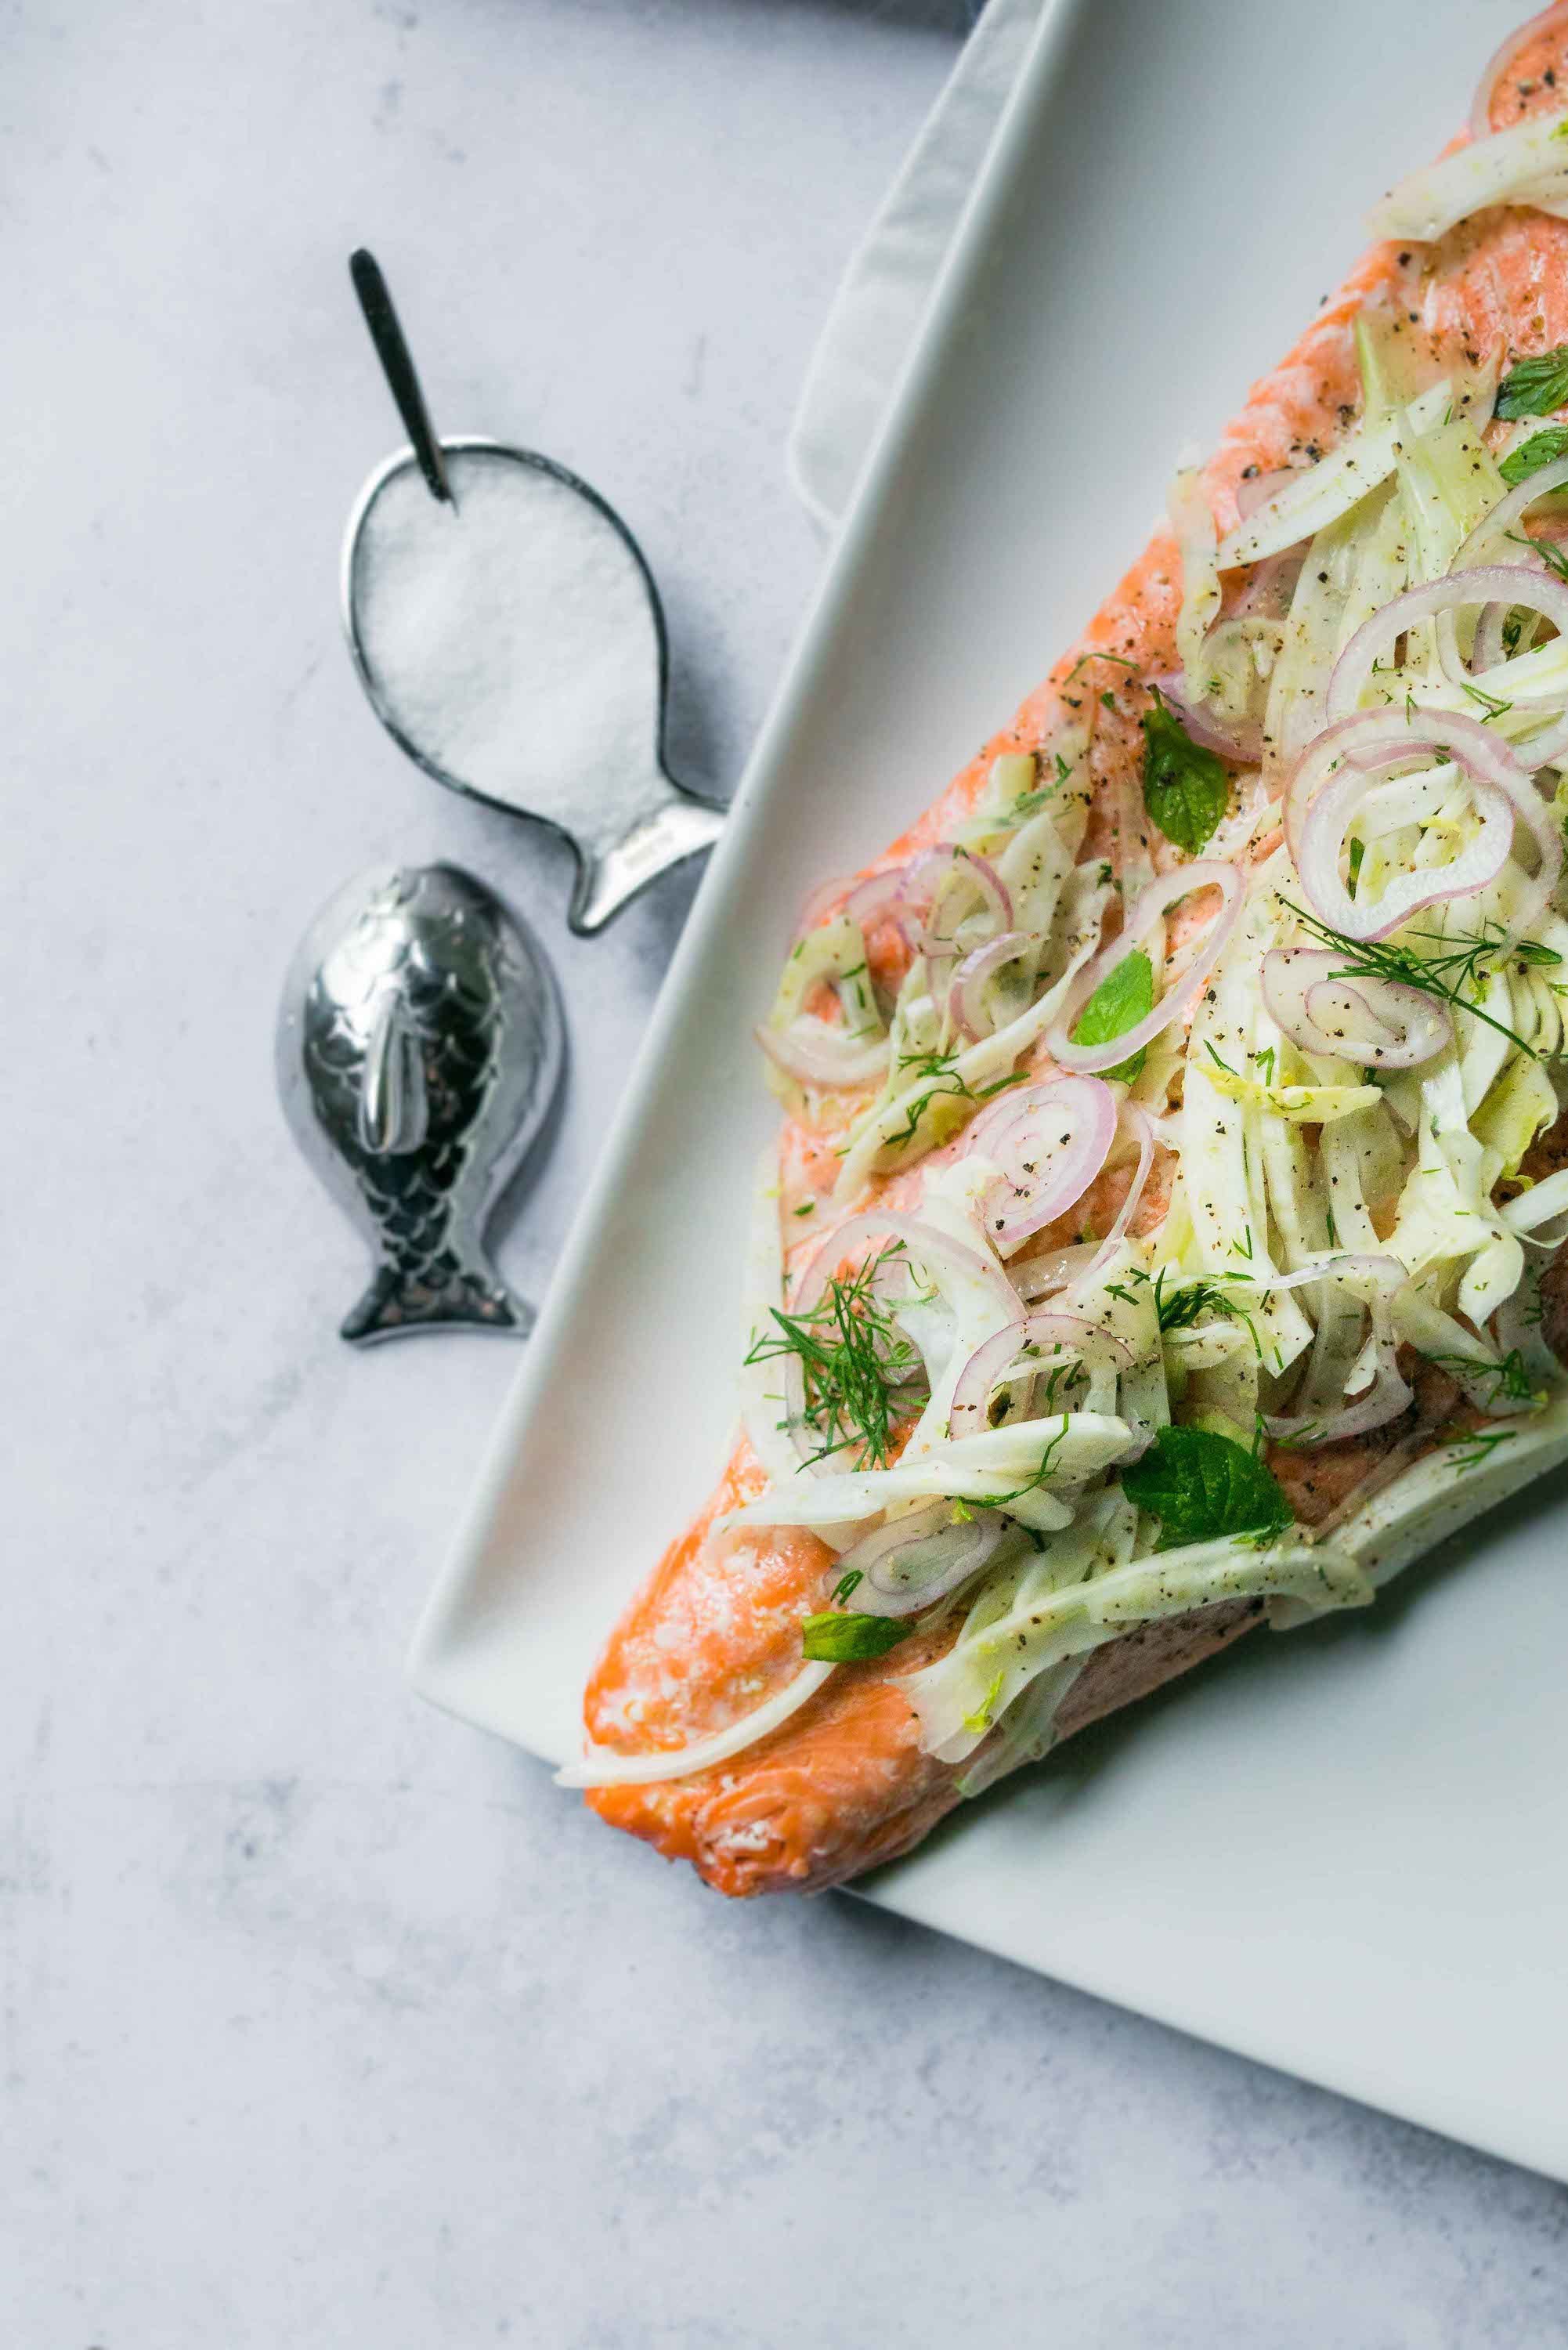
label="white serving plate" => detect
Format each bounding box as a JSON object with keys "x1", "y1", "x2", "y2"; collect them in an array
[{"x1": 410, "y1": 0, "x2": 1568, "y2": 2178}]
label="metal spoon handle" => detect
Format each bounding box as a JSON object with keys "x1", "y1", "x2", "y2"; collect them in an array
[
  {"x1": 349, "y1": 248, "x2": 453, "y2": 506},
  {"x1": 571, "y1": 773, "x2": 726, "y2": 935}
]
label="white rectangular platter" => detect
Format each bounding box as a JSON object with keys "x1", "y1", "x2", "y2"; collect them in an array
[{"x1": 410, "y1": 0, "x2": 1568, "y2": 2179}]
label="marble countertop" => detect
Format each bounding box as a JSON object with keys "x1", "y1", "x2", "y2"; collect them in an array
[{"x1": 9, "y1": 1, "x2": 1567, "y2": 2339}]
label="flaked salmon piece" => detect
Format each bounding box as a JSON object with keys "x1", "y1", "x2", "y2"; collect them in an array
[
  {"x1": 583, "y1": 36, "x2": 1568, "y2": 1895},
  {"x1": 1264, "y1": 1358, "x2": 1466, "y2": 1535}
]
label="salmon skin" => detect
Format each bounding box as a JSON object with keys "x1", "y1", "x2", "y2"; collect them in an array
[{"x1": 577, "y1": 20, "x2": 1568, "y2": 1896}]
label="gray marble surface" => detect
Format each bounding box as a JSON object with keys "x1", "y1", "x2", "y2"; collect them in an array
[{"x1": 8, "y1": 1, "x2": 1567, "y2": 2340}]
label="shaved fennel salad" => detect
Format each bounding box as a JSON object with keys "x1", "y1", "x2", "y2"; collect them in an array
[{"x1": 562, "y1": 70, "x2": 1568, "y2": 1801}]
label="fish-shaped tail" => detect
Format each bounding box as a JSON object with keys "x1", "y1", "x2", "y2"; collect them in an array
[{"x1": 341, "y1": 1249, "x2": 532, "y2": 1344}]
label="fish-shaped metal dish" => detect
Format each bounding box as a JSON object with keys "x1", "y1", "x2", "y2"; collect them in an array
[{"x1": 277, "y1": 862, "x2": 563, "y2": 1342}]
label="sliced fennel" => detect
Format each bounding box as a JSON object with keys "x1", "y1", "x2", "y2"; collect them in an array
[
  {"x1": 831, "y1": 879, "x2": 1109, "y2": 1199},
  {"x1": 905, "y1": 1512, "x2": 1370, "y2": 1768},
  {"x1": 1368, "y1": 111, "x2": 1568, "y2": 244},
  {"x1": 1216, "y1": 381, "x2": 1454, "y2": 569},
  {"x1": 1171, "y1": 462, "x2": 1223, "y2": 703},
  {"x1": 722, "y1": 1414, "x2": 1133, "y2": 1540},
  {"x1": 1201, "y1": 1066, "x2": 1384, "y2": 1125},
  {"x1": 557, "y1": 1661, "x2": 837, "y2": 1790}
]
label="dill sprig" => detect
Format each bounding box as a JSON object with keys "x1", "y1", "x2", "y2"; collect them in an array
[
  {"x1": 881, "y1": 1047, "x2": 1026, "y2": 1151},
  {"x1": 1107, "y1": 1266, "x2": 1263, "y2": 1357},
  {"x1": 1420, "y1": 1348, "x2": 1540, "y2": 1411},
  {"x1": 744, "y1": 1244, "x2": 927, "y2": 1469},
  {"x1": 1505, "y1": 527, "x2": 1568, "y2": 586},
  {"x1": 1154, "y1": 1269, "x2": 1258, "y2": 1340},
  {"x1": 1281, "y1": 900, "x2": 1559, "y2": 1062},
  {"x1": 1446, "y1": 1428, "x2": 1519, "y2": 1473},
  {"x1": 971, "y1": 1413, "x2": 1072, "y2": 1506}
]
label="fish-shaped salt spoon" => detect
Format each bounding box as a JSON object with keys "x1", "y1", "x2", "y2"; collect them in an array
[
  {"x1": 341, "y1": 250, "x2": 725, "y2": 935},
  {"x1": 277, "y1": 862, "x2": 563, "y2": 1343}
]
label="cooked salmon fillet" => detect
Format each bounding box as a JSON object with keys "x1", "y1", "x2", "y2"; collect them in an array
[{"x1": 582, "y1": 27, "x2": 1568, "y2": 1895}]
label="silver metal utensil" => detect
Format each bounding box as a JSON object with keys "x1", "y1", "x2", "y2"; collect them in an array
[
  {"x1": 277, "y1": 862, "x2": 563, "y2": 1343},
  {"x1": 342, "y1": 251, "x2": 725, "y2": 934}
]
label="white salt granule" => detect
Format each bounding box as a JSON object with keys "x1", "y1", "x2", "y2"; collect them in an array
[{"x1": 350, "y1": 446, "x2": 662, "y2": 826}]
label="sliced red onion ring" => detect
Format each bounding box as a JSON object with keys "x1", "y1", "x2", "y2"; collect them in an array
[
  {"x1": 1301, "y1": 979, "x2": 1450, "y2": 1068},
  {"x1": 948, "y1": 1311, "x2": 1133, "y2": 1442},
  {"x1": 792, "y1": 1211, "x2": 1021, "y2": 1324},
  {"x1": 965, "y1": 1075, "x2": 1118, "y2": 1256},
  {"x1": 1265, "y1": 1341, "x2": 1412, "y2": 1444},
  {"x1": 1151, "y1": 671, "x2": 1259, "y2": 764},
  {"x1": 1045, "y1": 861, "x2": 1245, "y2": 1076},
  {"x1": 793, "y1": 876, "x2": 852, "y2": 938},
  {"x1": 1065, "y1": 1106, "x2": 1157, "y2": 1296},
  {"x1": 754, "y1": 1018, "x2": 889, "y2": 1090},
  {"x1": 797, "y1": 862, "x2": 924, "y2": 948},
  {"x1": 1009, "y1": 1243, "x2": 1099, "y2": 1302},
  {"x1": 892, "y1": 846, "x2": 1014, "y2": 1018},
  {"x1": 965, "y1": 1077, "x2": 1050, "y2": 1160},
  {"x1": 1451, "y1": 468, "x2": 1568, "y2": 762},
  {"x1": 1285, "y1": 707, "x2": 1558, "y2": 944},
  {"x1": 1465, "y1": 532, "x2": 1568, "y2": 674},
  {"x1": 903, "y1": 844, "x2": 1013, "y2": 939},
  {"x1": 1325, "y1": 566, "x2": 1568, "y2": 725},
  {"x1": 1261, "y1": 947, "x2": 1453, "y2": 1068},
  {"x1": 1469, "y1": 3, "x2": 1568, "y2": 141},
  {"x1": 949, "y1": 930, "x2": 1033, "y2": 1039},
  {"x1": 840, "y1": 1501, "x2": 1010, "y2": 1618},
  {"x1": 1335, "y1": 564, "x2": 1568, "y2": 766},
  {"x1": 1454, "y1": 454, "x2": 1568, "y2": 569},
  {"x1": 841, "y1": 864, "x2": 918, "y2": 946}
]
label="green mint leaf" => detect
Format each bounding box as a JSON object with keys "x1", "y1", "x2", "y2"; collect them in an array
[
  {"x1": 1121, "y1": 1425, "x2": 1292, "y2": 1553},
  {"x1": 1497, "y1": 345, "x2": 1568, "y2": 420},
  {"x1": 801, "y1": 1611, "x2": 915, "y2": 1662},
  {"x1": 1070, "y1": 948, "x2": 1154, "y2": 1082},
  {"x1": 1141, "y1": 688, "x2": 1230, "y2": 854},
  {"x1": 1498, "y1": 425, "x2": 1568, "y2": 485}
]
